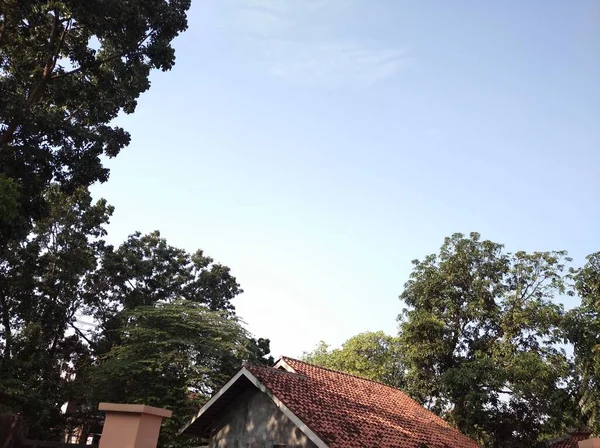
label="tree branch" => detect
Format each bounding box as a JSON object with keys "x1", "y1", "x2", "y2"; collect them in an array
[
  {"x1": 70, "y1": 322, "x2": 94, "y2": 347},
  {"x1": 26, "y1": 9, "x2": 62, "y2": 108},
  {"x1": 63, "y1": 104, "x2": 85, "y2": 123},
  {"x1": 482, "y1": 385, "x2": 514, "y2": 395},
  {"x1": 0, "y1": 294, "x2": 12, "y2": 360},
  {"x1": 0, "y1": 10, "x2": 67, "y2": 152},
  {"x1": 51, "y1": 52, "x2": 124, "y2": 81},
  {"x1": 51, "y1": 29, "x2": 156, "y2": 81},
  {"x1": 0, "y1": 22, "x2": 156, "y2": 153}
]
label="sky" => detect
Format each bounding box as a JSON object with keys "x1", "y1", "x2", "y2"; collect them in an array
[{"x1": 91, "y1": 0, "x2": 600, "y2": 358}]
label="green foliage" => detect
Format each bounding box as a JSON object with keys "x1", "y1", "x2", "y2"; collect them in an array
[
  {"x1": 302, "y1": 234, "x2": 596, "y2": 447},
  {"x1": 303, "y1": 331, "x2": 405, "y2": 387},
  {"x1": 0, "y1": 2, "x2": 274, "y2": 444},
  {"x1": 0, "y1": 0, "x2": 191, "y2": 243},
  {"x1": 566, "y1": 252, "x2": 600, "y2": 434},
  {"x1": 90, "y1": 300, "x2": 255, "y2": 444},
  {"x1": 0, "y1": 187, "x2": 272, "y2": 443},
  {"x1": 0, "y1": 174, "x2": 19, "y2": 224},
  {"x1": 397, "y1": 233, "x2": 579, "y2": 446},
  {"x1": 302, "y1": 341, "x2": 332, "y2": 367},
  {"x1": 87, "y1": 231, "x2": 242, "y2": 315},
  {"x1": 0, "y1": 185, "x2": 112, "y2": 438}
]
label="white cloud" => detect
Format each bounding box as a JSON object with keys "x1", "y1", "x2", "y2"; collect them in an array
[
  {"x1": 229, "y1": 0, "x2": 409, "y2": 85},
  {"x1": 264, "y1": 41, "x2": 408, "y2": 85}
]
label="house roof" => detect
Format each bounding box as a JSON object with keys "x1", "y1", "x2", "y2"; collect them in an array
[
  {"x1": 546, "y1": 429, "x2": 592, "y2": 448},
  {"x1": 250, "y1": 357, "x2": 478, "y2": 448},
  {"x1": 182, "y1": 356, "x2": 479, "y2": 448}
]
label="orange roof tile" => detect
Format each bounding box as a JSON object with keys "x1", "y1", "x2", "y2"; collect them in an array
[{"x1": 245, "y1": 357, "x2": 479, "y2": 448}]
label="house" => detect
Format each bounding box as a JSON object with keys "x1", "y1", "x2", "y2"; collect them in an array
[
  {"x1": 544, "y1": 429, "x2": 593, "y2": 448},
  {"x1": 181, "y1": 357, "x2": 479, "y2": 448}
]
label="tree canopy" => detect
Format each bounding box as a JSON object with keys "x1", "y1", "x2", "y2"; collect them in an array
[
  {"x1": 89, "y1": 300, "x2": 263, "y2": 444},
  {"x1": 304, "y1": 233, "x2": 594, "y2": 448},
  {"x1": 0, "y1": 0, "x2": 191, "y2": 243},
  {"x1": 303, "y1": 331, "x2": 404, "y2": 387},
  {"x1": 0, "y1": 185, "x2": 112, "y2": 438},
  {"x1": 398, "y1": 232, "x2": 579, "y2": 446},
  {"x1": 566, "y1": 252, "x2": 600, "y2": 433},
  {"x1": 0, "y1": 3, "x2": 276, "y2": 445},
  {"x1": 0, "y1": 187, "x2": 272, "y2": 443}
]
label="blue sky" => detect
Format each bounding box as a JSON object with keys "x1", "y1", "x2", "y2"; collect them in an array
[{"x1": 92, "y1": 0, "x2": 600, "y2": 358}]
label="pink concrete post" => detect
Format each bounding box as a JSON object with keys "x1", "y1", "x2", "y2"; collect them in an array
[
  {"x1": 98, "y1": 403, "x2": 172, "y2": 448},
  {"x1": 579, "y1": 439, "x2": 600, "y2": 448}
]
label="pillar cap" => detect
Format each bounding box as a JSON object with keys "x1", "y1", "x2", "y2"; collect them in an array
[{"x1": 98, "y1": 402, "x2": 172, "y2": 418}]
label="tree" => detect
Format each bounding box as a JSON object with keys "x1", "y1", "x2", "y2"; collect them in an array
[
  {"x1": 566, "y1": 252, "x2": 600, "y2": 433},
  {"x1": 303, "y1": 331, "x2": 404, "y2": 387},
  {"x1": 88, "y1": 300, "x2": 259, "y2": 445},
  {"x1": 84, "y1": 230, "x2": 244, "y2": 356},
  {"x1": 81, "y1": 233, "x2": 273, "y2": 446},
  {"x1": 0, "y1": 185, "x2": 112, "y2": 438},
  {"x1": 0, "y1": 0, "x2": 191, "y2": 243},
  {"x1": 302, "y1": 341, "x2": 332, "y2": 367},
  {"x1": 398, "y1": 232, "x2": 580, "y2": 447},
  {"x1": 0, "y1": 188, "x2": 272, "y2": 441}
]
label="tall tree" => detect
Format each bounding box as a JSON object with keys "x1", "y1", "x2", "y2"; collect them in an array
[
  {"x1": 0, "y1": 189, "x2": 272, "y2": 441},
  {"x1": 88, "y1": 300, "x2": 259, "y2": 445},
  {"x1": 303, "y1": 331, "x2": 404, "y2": 387},
  {"x1": 82, "y1": 233, "x2": 273, "y2": 446},
  {"x1": 0, "y1": 185, "x2": 112, "y2": 438},
  {"x1": 566, "y1": 252, "x2": 600, "y2": 433},
  {"x1": 0, "y1": 0, "x2": 191, "y2": 243},
  {"x1": 398, "y1": 232, "x2": 579, "y2": 447},
  {"x1": 84, "y1": 231, "x2": 243, "y2": 355}
]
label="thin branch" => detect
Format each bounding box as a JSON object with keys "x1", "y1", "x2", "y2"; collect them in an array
[
  {"x1": 63, "y1": 104, "x2": 85, "y2": 122},
  {"x1": 70, "y1": 322, "x2": 94, "y2": 346},
  {"x1": 481, "y1": 386, "x2": 514, "y2": 395},
  {"x1": 51, "y1": 52, "x2": 122, "y2": 80},
  {"x1": 52, "y1": 17, "x2": 72, "y2": 72},
  {"x1": 51, "y1": 29, "x2": 156, "y2": 81},
  {"x1": 126, "y1": 279, "x2": 137, "y2": 291}
]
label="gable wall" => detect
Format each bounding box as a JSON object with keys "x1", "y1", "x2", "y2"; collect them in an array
[{"x1": 209, "y1": 387, "x2": 318, "y2": 448}]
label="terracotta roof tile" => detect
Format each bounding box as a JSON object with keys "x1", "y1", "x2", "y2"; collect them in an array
[
  {"x1": 547, "y1": 430, "x2": 592, "y2": 448},
  {"x1": 246, "y1": 357, "x2": 479, "y2": 448}
]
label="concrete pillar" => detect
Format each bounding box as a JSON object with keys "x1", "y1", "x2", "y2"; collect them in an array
[
  {"x1": 579, "y1": 439, "x2": 600, "y2": 448},
  {"x1": 98, "y1": 403, "x2": 172, "y2": 448}
]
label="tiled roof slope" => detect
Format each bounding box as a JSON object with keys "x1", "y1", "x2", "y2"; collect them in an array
[
  {"x1": 547, "y1": 430, "x2": 592, "y2": 448},
  {"x1": 245, "y1": 357, "x2": 479, "y2": 448}
]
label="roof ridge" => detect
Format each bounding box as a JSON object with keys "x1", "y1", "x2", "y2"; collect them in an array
[
  {"x1": 546, "y1": 434, "x2": 571, "y2": 446},
  {"x1": 567, "y1": 428, "x2": 592, "y2": 434},
  {"x1": 281, "y1": 356, "x2": 407, "y2": 389},
  {"x1": 281, "y1": 356, "x2": 453, "y2": 429},
  {"x1": 246, "y1": 362, "x2": 307, "y2": 379}
]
